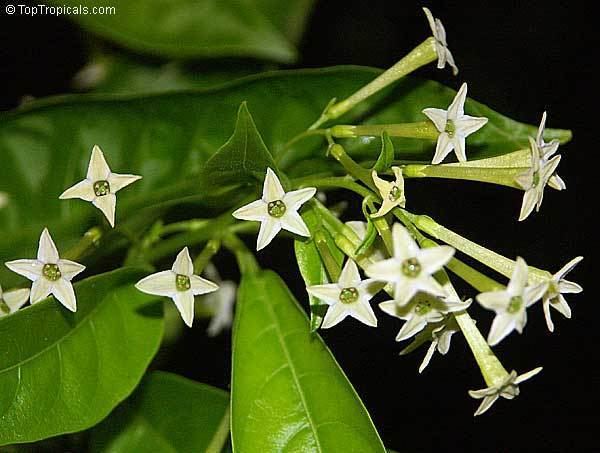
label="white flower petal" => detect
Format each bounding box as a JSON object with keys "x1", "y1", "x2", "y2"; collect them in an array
[
  {"x1": 262, "y1": 167, "x2": 285, "y2": 202},
  {"x1": 371, "y1": 170, "x2": 391, "y2": 196},
  {"x1": 555, "y1": 256, "x2": 583, "y2": 280},
  {"x1": 59, "y1": 179, "x2": 95, "y2": 201},
  {"x1": 350, "y1": 300, "x2": 378, "y2": 327},
  {"x1": 431, "y1": 132, "x2": 454, "y2": 164},
  {"x1": 232, "y1": 199, "x2": 267, "y2": 222},
  {"x1": 551, "y1": 294, "x2": 572, "y2": 318},
  {"x1": 172, "y1": 247, "x2": 194, "y2": 276},
  {"x1": 454, "y1": 115, "x2": 488, "y2": 136},
  {"x1": 93, "y1": 193, "x2": 117, "y2": 227},
  {"x1": 418, "y1": 246, "x2": 454, "y2": 274},
  {"x1": 452, "y1": 135, "x2": 467, "y2": 162},
  {"x1": 379, "y1": 300, "x2": 401, "y2": 318},
  {"x1": 487, "y1": 313, "x2": 516, "y2": 346},
  {"x1": 548, "y1": 174, "x2": 566, "y2": 190},
  {"x1": 543, "y1": 298, "x2": 555, "y2": 332},
  {"x1": 365, "y1": 258, "x2": 400, "y2": 283},
  {"x1": 422, "y1": 7, "x2": 437, "y2": 36},
  {"x1": 5, "y1": 259, "x2": 43, "y2": 281},
  {"x1": 256, "y1": 217, "x2": 281, "y2": 251},
  {"x1": 321, "y1": 303, "x2": 348, "y2": 329},
  {"x1": 282, "y1": 187, "x2": 316, "y2": 211},
  {"x1": 396, "y1": 315, "x2": 427, "y2": 341},
  {"x1": 107, "y1": 173, "x2": 142, "y2": 193},
  {"x1": 172, "y1": 290, "x2": 195, "y2": 327},
  {"x1": 30, "y1": 278, "x2": 52, "y2": 303},
  {"x1": 391, "y1": 223, "x2": 420, "y2": 260},
  {"x1": 422, "y1": 108, "x2": 448, "y2": 133},
  {"x1": 2, "y1": 288, "x2": 30, "y2": 313},
  {"x1": 419, "y1": 341, "x2": 438, "y2": 373},
  {"x1": 58, "y1": 259, "x2": 86, "y2": 281},
  {"x1": 507, "y1": 257, "x2": 528, "y2": 295},
  {"x1": 415, "y1": 276, "x2": 447, "y2": 299},
  {"x1": 87, "y1": 145, "x2": 112, "y2": 181},
  {"x1": 477, "y1": 290, "x2": 508, "y2": 311},
  {"x1": 135, "y1": 270, "x2": 177, "y2": 297},
  {"x1": 280, "y1": 210, "x2": 310, "y2": 237},
  {"x1": 189, "y1": 274, "x2": 219, "y2": 296},
  {"x1": 473, "y1": 395, "x2": 499, "y2": 416},
  {"x1": 514, "y1": 367, "x2": 543, "y2": 385},
  {"x1": 52, "y1": 278, "x2": 78, "y2": 312},
  {"x1": 306, "y1": 284, "x2": 341, "y2": 305},
  {"x1": 338, "y1": 259, "x2": 362, "y2": 288},
  {"x1": 518, "y1": 188, "x2": 537, "y2": 221},
  {"x1": 448, "y1": 83, "x2": 468, "y2": 119},
  {"x1": 394, "y1": 281, "x2": 420, "y2": 306},
  {"x1": 37, "y1": 228, "x2": 60, "y2": 263}
]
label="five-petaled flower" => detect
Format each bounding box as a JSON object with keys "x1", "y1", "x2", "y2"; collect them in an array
[
  {"x1": 533, "y1": 256, "x2": 583, "y2": 332},
  {"x1": 135, "y1": 247, "x2": 219, "y2": 327},
  {"x1": 535, "y1": 111, "x2": 566, "y2": 191},
  {"x1": 422, "y1": 83, "x2": 488, "y2": 164},
  {"x1": 379, "y1": 290, "x2": 468, "y2": 342},
  {"x1": 306, "y1": 259, "x2": 381, "y2": 328},
  {"x1": 60, "y1": 145, "x2": 142, "y2": 227},
  {"x1": 5, "y1": 228, "x2": 86, "y2": 312},
  {"x1": 422, "y1": 7, "x2": 458, "y2": 75},
  {"x1": 515, "y1": 137, "x2": 562, "y2": 221},
  {"x1": 371, "y1": 167, "x2": 406, "y2": 217},
  {"x1": 232, "y1": 168, "x2": 316, "y2": 251},
  {"x1": 469, "y1": 367, "x2": 542, "y2": 416},
  {"x1": 0, "y1": 284, "x2": 30, "y2": 317},
  {"x1": 477, "y1": 257, "x2": 546, "y2": 346},
  {"x1": 366, "y1": 223, "x2": 454, "y2": 305}
]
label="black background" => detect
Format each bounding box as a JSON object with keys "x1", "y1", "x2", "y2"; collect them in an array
[{"x1": 1, "y1": 0, "x2": 596, "y2": 451}]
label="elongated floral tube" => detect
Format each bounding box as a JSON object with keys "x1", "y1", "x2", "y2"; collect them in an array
[
  {"x1": 309, "y1": 37, "x2": 438, "y2": 129},
  {"x1": 331, "y1": 121, "x2": 439, "y2": 139},
  {"x1": 403, "y1": 164, "x2": 525, "y2": 188}
]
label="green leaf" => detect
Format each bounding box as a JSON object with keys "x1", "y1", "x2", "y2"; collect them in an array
[
  {"x1": 295, "y1": 206, "x2": 344, "y2": 331},
  {"x1": 46, "y1": 0, "x2": 311, "y2": 63},
  {"x1": 200, "y1": 102, "x2": 279, "y2": 190},
  {"x1": 231, "y1": 269, "x2": 386, "y2": 452},
  {"x1": 373, "y1": 131, "x2": 394, "y2": 172},
  {"x1": 0, "y1": 67, "x2": 571, "y2": 286},
  {"x1": 90, "y1": 372, "x2": 229, "y2": 453},
  {"x1": 0, "y1": 268, "x2": 163, "y2": 446}
]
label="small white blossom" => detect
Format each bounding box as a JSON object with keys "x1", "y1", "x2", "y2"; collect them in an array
[
  {"x1": 232, "y1": 168, "x2": 316, "y2": 251},
  {"x1": 60, "y1": 145, "x2": 142, "y2": 227},
  {"x1": 371, "y1": 167, "x2": 406, "y2": 217},
  {"x1": 5, "y1": 228, "x2": 86, "y2": 312},
  {"x1": 379, "y1": 290, "x2": 468, "y2": 342},
  {"x1": 477, "y1": 257, "x2": 546, "y2": 346},
  {"x1": 400, "y1": 316, "x2": 461, "y2": 373},
  {"x1": 422, "y1": 7, "x2": 458, "y2": 75},
  {"x1": 135, "y1": 247, "x2": 219, "y2": 327},
  {"x1": 0, "y1": 284, "x2": 30, "y2": 317},
  {"x1": 535, "y1": 111, "x2": 566, "y2": 191},
  {"x1": 366, "y1": 223, "x2": 454, "y2": 305},
  {"x1": 422, "y1": 83, "x2": 488, "y2": 164},
  {"x1": 306, "y1": 259, "x2": 381, "y2": 328},
  {"x1": 469, "y1": 367, "x2": 542, "y2": 416},
  {"x1": 536, "y1": 256, "x2": 583, "y2": 332}
]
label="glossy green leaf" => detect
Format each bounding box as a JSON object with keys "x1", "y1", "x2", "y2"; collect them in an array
[
  {"x1": 90, "y1": 371, "x2": 229, "y2": 453},
  {"x1": 295, "y1": 206, "x2": 344, "y2": 331},
  {"x1": 200, "y1": 102, "x2": 279, "y2": 190},
  {"x1": 373, "y1": 131, "x2": 394, "y2": 172},
  {"x1": 47, "y1": 0, "x2": 313, "y2": 63},
  {"x1": 0, "y1": 67, "x2": 571, "y2": 286},
  {"x1": 231, "y1": 270, "x2": 385, "y2": 452},
  {"x1": 0, "y1": 268, "x2": 163, "y2": 446}
]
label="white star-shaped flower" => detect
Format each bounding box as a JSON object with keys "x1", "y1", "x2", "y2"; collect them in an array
[
  {"x1": 535, "y1": 256, "x2": 583, "y2": 332},
  {"x1": 477, "y1": 257, "x2": 546, "y2": 346},
  {"x1": 469, "y1": 367, "x2": 542, "y2": 416},
  {"x1": 371, "y1": 167, "x2": 406, "y2": 217},
  {"x1": 232, "y1": 168, "x2": 316, "y2": 251},
  {"x1": 366, "y1": 223, "x2": 454, "y2": 305},
  {"x1": 5, "y1": 228, "x2": 86, "y2": 312},
  {"x1": 60, "y1": 145, "x2": 142, "y2": 227},
  {"x1": 135, "y1": 247, "x2": 219, "y2": 327},
  {"x1": 306, "y1": 259, "x2": 381, "y2": 328},
  {"x1": 422, "y1": 7, "x2": 458, "y2": 75},
  {"x1": 515, "y1": 137, "x2": 561, "y2": 221},
  {"x1": 535, "y1": 111, "x2": 566, "y2": 191},
  {"x1": 400, "y1": 316, "x2": 462, "y2": 373},
  {"x1": 0, "y1": 284, "x2": 30, "y2": 317},
  {"x1": 422, "y1": 83, "x2": 489, "y2": 164},
  {"x1": 379, "y1": 290, "x2": 468, "y2": 342}
]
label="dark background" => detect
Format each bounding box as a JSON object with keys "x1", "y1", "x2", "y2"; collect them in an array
[{"x1": 1, "y1": 0, "x2": 596, "y2": 451}]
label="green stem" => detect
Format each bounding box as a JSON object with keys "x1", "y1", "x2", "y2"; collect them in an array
[
  {"x1": 223, "y1": 234, "x2": 259, "y2": 275},
  {"x1": 403, "y1": 164, "x2": 525, "y2": 189},
  {"x1": 193, "y1": 239, "x2": 221, "y2": 274},
  {"x1": 275, "y1": 128, "x2": 329, "y2": 167},
  {"x1": 309, "y1": 37, "x2": 438, "y2": 129},
  {"x1": 331, "y1": 121, "x2": 438, "y2": 139},
  {"x1": 293, "y1": 175, "x2": 373, "y2": 198},
  {"x1": 314, "y1": 231, "x2": 342, "y2": 281},
  {"x1": 63, "y1": 227, "x2": 103, "y2": 261},
  {"x1": 329, "y1": 143, "x2": 377, "y2": 192}
]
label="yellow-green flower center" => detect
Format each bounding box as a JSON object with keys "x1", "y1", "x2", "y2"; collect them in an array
[
  {"x1": 267, "y1": 199, "x2": 286, "y2": 218},
  {"x1": 507, "y1": 295, "x2": 523, "y2": 313},
  {"x1": 414, "y1": 300, "x2": 432, "y2": 315},
  {"x1": 445, "y1": 119, "x2": 456, "y2": 137},
  {"x1": 42, "y1": 263, "x2": 62, "y2": 281},
  {"x1": 388, "y1": 185, "x2": 402, "y2": 202},
  {"x1": 93, "y1": 180, "x2": 111, "y2": 197},
  {"x1": 401, "y1": 258, "x2": 421, "y2": 278},
  {"x1": 175, "y1": 274, "x2": 191, "y2": 292},
  {"x1": 339, "y1": 287, "x2": 359, "y2": 304}
]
